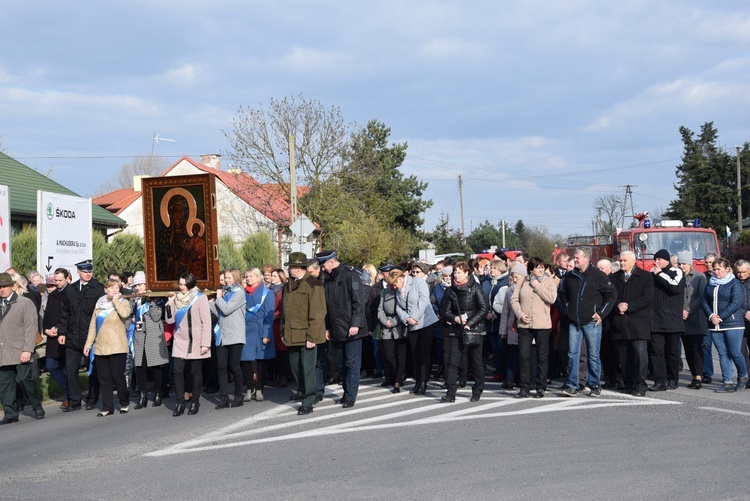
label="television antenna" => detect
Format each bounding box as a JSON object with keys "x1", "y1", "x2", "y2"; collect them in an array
[{"x1": 151, "y1": 131, "x2": 176, "y2": 155}]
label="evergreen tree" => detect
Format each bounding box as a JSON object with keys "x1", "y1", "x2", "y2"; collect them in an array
[{"x1": 665, "y1": 122, "x2": 741, "y2": 234}]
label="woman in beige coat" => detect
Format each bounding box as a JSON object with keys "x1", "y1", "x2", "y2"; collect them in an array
[
  {"x1": 165, "y1": 272, "x2": 211, "y2": 416},
  {"x1": 510, "y1": 258, "x2": 557, "y2": 398},
  {"x1": 84, "y1": 279, "x2": 132, "y2": 416}
]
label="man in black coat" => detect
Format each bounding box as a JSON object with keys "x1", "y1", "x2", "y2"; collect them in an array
[
  {"x1": 57, "y1": 260, "x2": 104, "y2": 411},
  {"x1": 611, "y1": 251, "x2": 654, "y2": 396},
  {"x1": 317, "y1": 250, "x2": 368, "y2": 408},
  {"x1": 42, "y1": 269, "x2": 71, "y2": 409},
  {"x1": 648, "y1": 249, "x2": 686, "y2": 391}
]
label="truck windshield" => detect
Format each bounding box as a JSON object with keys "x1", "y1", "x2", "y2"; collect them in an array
[{"x1": 634, "y1": 231, "x2": 717, "y2": 259}]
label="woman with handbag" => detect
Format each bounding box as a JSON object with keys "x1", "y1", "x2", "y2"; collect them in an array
[
  {"x1": 510, "y1": 259, "x2": 557, "y2": 398},
  {"x1": 378, "y1": 269, "x2": 408, "y2": 393},
  {"x1": 439, "y1": 261, "x2": 489, "y2": 402}
]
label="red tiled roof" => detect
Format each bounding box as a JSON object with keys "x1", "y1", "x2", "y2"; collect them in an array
[
  {"x1": 94, "y1": 156, "x2": 307, "y2": 227},
  {"x1": 93, "y1": 188, "x2": 141, "y2": 215}
]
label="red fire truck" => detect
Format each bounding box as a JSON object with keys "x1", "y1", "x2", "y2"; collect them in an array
[{"x1": 554, "y1": 218, "x2": 720, "y2": 273}]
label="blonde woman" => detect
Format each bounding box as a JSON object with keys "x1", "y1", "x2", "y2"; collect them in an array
[{"x1": 83, "y1": 279, "x2": 132, "y2": 416}]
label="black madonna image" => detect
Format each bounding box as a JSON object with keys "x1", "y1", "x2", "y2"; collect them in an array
[{"x1": 141, "y1": 174, "x2": 220, "y2": 292}]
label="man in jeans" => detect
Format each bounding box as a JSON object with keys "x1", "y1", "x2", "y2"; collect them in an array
[{"x1": 559, "y1": 247, "x2": 617, "y2": 397}]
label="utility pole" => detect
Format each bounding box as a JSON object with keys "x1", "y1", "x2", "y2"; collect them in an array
[
  {"x1": 289, "y1": 135, "x2": 297, "y2": 219},
  {"x1": 620, "y1": 184, "x2": 638, "y2": 228},
  {"x1": 737, "y1": 146, "x2": 742, "y2": 236},
  {"x1": 458, "y1": 175, "x2": 466, "y2": 243}
]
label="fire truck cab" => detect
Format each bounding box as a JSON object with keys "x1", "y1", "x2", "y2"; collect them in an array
[{"x1": 615, "y1": 220, "x2": 719, "y2": 273}]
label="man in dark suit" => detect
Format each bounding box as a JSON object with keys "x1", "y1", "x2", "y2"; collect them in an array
[
  {"x1": 610, "y1": 251, "x2": 654, "y2": 396},
  {"x1": 57, "y1": 260, "x2": 104, "y2": 412}
]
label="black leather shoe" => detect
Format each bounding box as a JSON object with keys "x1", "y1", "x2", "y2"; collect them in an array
[
  {"x1": 458, "y1": 380, "x2": 467, "y2": 388},
  {"x1": 633, "y1": 390, "x2": 646, "y2": 397},
  {"x1": 62, "y1": 403, "x2": 82, "y2": 412},
  {"x1": 648, "y1": 383, "x2": 667, "y2": 392},
  {"x1": 215, "y1": 396, "x2": 230, "y2": 410},
  {"x1": 187, "y1": 402, "x2": 200, "y2": 415},
  {"x1": 703, "y1": 376, "x2": 712, "y2": 384},
  {"x1": 514, "y1": 390, "x2": 530, "y2": 399},
  {"x1": 534, "y1": 389, "x2": 545, "y2": 398},
  {"x1": 34, "y1": 406, "x2": 46, "y2": 420},
  {"x1": 290, "y1": 392, "x2": 303, "y2": 402},
  {"x1": 415, "y1": 382, "x2": 427, "y2": 395},
  {"x1": 440, "y1": 395, "x2": 456, "y2": 403},
  {"x1": 391, "y1": 385, "x2": 401, "y2": 394},
  {"x1": 341, "y1": 398, "x2": 355, "y2": 408},
  {"x1": 409, "y1": 383, "x2": 419, "y2": 394},
  {"x1": 334, "y1": 397, "x2": 345, "y2": 404},
  {"x1": 172, "y1": 403, "x2": 186, "y2": 417},
  {"x1": 134, "y1": 392, "x2": 148, "y2": 410},
  {"x1": 667, "y1": 380, "x2": 679, "y2": 390},
  {"x1": 297, "y1": 406, "x2": 313, "y2": 415},
  {"x1": 314, "y1": 394, "x2": 323, "y2": 404},
  {"x1": 0, "y1": 417, "x2": 19, "y2": 425},
  {"x1": 231, "y1": 396, "x2": 244, "y2": 408},
  {"x1": 85, "y1": 402, "x2": 96, "y2": 411},
  {"x1": 153, "y1": 394, "x2": 162, "y2": 407},
  {"x1": 470, "y1": 392, "x2": 481, "y2": 402}
]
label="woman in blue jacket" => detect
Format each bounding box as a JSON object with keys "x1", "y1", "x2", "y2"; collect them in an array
[
  {"x1": 241, "y1": 268, "x2": 276, "y2": 402},
  {"x1": 702, "y1": 258, "x2": 747, "y2": 392}
]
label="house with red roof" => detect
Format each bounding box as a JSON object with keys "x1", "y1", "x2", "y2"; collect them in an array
[{"x1": 94, "y1": 154, "x2": 316, "y2": 265}]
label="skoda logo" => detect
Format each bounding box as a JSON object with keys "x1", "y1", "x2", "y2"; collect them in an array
[{"x1": 46, "y1": 203, "x2": 54, "y2": 220}]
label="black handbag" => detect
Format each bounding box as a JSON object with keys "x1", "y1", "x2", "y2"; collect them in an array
[{"x1": 455, "y1": 296, "x2": 482, "y2": 347}]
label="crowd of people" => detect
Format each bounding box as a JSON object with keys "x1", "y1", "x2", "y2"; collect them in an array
[{"x1": 0, "y1": 244, "x2": 747, "y2": 425}]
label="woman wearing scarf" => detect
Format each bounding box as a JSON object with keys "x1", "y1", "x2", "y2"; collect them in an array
[
  {"x1": 439, "y1": 261, "x2": 489, "y2": 402},
  {"x1": 510, "y1": 258, "x2": 557, "y2": 398},
  {"x1": 702, "y1": 258, "x2": 748, "y2": 393},
  {"x1": 378, "y1": 269, "x2": 408, "y2": 393},
  {"x1": 83, "y1": 278, "x2": 132, "y2": 417},
  {"x1": 130, "y1": 271, "x2": 169, "y2": 409},
  {"x1": 241, "y1": 268, "x2": 276, "y2": 402},
  {"x1": 166, "y1": 272, "x2": 211, "y2": 416},
  {"x1": 398, "y1": 262, "x2": 440, "y2": 395},
  {"x1": 210, "y1": 268, "x2": 246, "y2": 409}
]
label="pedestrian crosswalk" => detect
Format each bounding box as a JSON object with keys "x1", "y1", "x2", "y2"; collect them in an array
[{"x1": 145, "y1": 379, "x2": 680, "y2": 457}]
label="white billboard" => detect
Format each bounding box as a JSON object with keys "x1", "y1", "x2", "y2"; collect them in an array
[
  {"x1": 0, "y1": 185, "x2": 10, "y2": 271},
  {"x1": 37, "y1": 191, "x2": 93, "y2": 279}
]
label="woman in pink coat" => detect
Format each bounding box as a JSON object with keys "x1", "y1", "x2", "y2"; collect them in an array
[{"x1": 166, "y1": 272, "x2": 211, "y2": 416}]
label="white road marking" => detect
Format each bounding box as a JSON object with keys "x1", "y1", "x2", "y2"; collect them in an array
[
  {"x1": 697, "y1": 406, "x2": 750, "y2": 417},
  {"x1": 146, "y1": 386, "x2": 680, "y2": 457}
]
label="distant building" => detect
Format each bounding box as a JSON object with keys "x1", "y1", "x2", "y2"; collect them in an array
[
  {"x1": 94, "y1": 155, "x2": 315, "y2": 265},
  {"x1": 0, "y1": 152, "x2": 125, "y2": 234}
]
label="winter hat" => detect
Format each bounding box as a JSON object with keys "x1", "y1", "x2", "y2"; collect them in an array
[
  {"x1": 510, "y1": 263, "x2": 528, "y2": 277},
  {"x1": 132, "y1": 271, "x2": 147, "y2": 285},
  {"x1": 677, "y1": 250, "x2": 693, "y2": 265},
  {"x1": 654, "y1": 249, "x2": 671, "y2": 262}
]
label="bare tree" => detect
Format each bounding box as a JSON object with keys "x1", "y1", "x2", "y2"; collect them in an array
[
  {"x1": 593, "y1": 194, "x2": 624, "y2": 234},
  {"x1": 222, "y1": 95, "x2": 352, "y2": 194},
  {"x1": 94, "y1": 153, "x2": 169, "y2": 195}
]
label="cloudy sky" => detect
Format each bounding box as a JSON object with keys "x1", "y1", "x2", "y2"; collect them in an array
[{"x1": 2, "y1": 1, "x2": 750, "y2": 240}]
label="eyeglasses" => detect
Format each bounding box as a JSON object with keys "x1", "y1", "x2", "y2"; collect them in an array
[{"x1": 411, "y1": 269, "x2": 423, "y2": 275}]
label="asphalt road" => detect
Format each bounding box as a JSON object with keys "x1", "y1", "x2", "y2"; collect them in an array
[{"x1": 2, "y1": 367, "x2": 750, "y2": 501}]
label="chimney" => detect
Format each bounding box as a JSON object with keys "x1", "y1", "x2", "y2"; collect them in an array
[
  {"x1": 200, "y1": 154, "x2": 221, "y2": 170},
  {"x1": 133, "y1": 175, "x2": 148, "y2": 192}
]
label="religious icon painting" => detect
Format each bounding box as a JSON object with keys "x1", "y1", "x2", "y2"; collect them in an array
[{"x1": 141, "y1": 174, "x2": 220, "y2": 292}]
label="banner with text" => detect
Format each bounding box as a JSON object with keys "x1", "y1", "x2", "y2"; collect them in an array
[
  {"x1": 37, "y1": 191, "x2": 93, "y2": 279},
  {"x1": 0, "y1": 185, "x2": 10, "y2": 271}
]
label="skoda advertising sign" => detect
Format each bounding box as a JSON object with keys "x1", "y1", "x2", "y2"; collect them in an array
[{"x1": 37, "y1": 191, "x2": 92, "y2": 279}]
